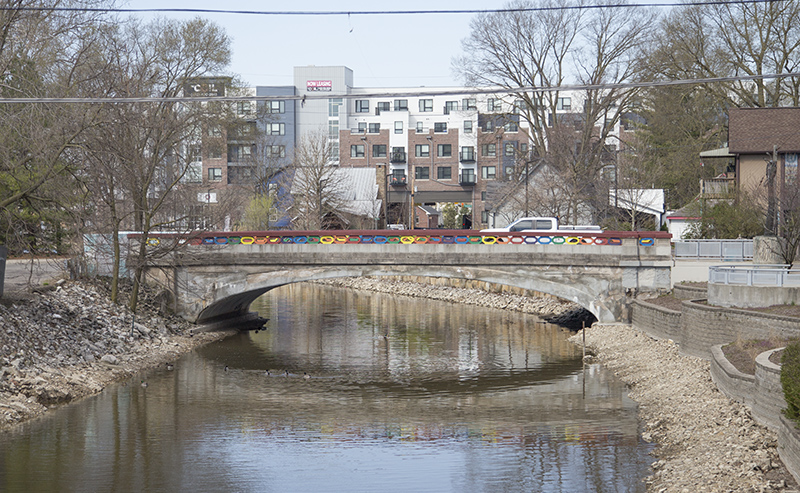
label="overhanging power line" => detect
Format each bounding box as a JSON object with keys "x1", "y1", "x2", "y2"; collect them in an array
[{"x1": 0, "y1": 72, "x2": 797, "y2": 104}]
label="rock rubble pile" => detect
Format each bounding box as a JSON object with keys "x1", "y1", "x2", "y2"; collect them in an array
[
  {"x1": 317, "y1": 277, "x2": 595, "y2": 328},
  {"x1": 0, "y1": 280, "x2": 229, "y2": 429},
  {"x1": 576, "y1": 324, "x2": 799, "y2": 492}
]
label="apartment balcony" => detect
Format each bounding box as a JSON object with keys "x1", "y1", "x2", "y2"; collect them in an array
[
  {"x1": 459, "y1": 151, "x2": 476, "y2": 163},
  {"x1": 459, "y1": 173, "x2": 477, "y2": 186},
  {"x1": 701, "y1": 177, "x2": 735, "y2": 198},
  {"x1": 390, "y1": 174, "x2": 408, "y2": 186},
  {"x1": 390, "y1": 151, "x2": 406, "y2": 163}
]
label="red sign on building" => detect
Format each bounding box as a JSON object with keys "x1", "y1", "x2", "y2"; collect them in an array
[{"x1": 306, "y1": 80, "x2": 332, "y2": 92}]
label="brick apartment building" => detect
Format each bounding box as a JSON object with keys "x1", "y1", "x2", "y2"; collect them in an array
[{"x1": 185, "y1": 66, "x2": 626, "y2": 230}]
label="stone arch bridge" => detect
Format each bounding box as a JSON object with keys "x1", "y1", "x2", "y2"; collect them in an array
[{"x1": 141, "y1": 229, "x2": 672, "y2": 329}]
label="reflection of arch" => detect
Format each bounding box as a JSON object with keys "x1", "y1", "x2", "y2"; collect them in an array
[{"x1": 193, "y1": 264, "x2": 618, "y2": 326}]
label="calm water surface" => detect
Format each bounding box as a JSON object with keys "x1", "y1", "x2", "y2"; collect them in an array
[{"x1": 0, "y1": 283, "x2": 653, "y2": 492}]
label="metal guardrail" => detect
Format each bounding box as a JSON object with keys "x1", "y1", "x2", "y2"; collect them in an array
[
  {"x1": 709, "y1": 265, "x2": 800, "y2": 286},
  {"x1": 674, "y1": 239, "x2": 753, "y2": 260}
]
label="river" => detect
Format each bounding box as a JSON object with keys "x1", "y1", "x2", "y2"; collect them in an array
[{"x1": 0, "y1": 283, "x2": 653, "y2": 492}]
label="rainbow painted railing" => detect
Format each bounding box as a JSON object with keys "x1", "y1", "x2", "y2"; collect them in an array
[{"x1": 137, "y1": 229, "x2": 670, "y2": 248}]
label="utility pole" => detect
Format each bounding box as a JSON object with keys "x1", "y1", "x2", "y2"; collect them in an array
[{"x1": 766, "y1": 144, "x2": 778, "y2": 236}]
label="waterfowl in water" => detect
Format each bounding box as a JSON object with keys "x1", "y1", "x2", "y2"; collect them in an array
[
  {"x1": 141, "y1": 380, "x2": 148, "y2": 387},
  {"x1": 224, "y1": 365, "x2": 229, "y2": 372},
  {"x1": 284, "y1": 369, "x2": 290, "y2": 377},
  {"x1": 166, "y1": 362, "x2": 174, "y2": 371},
  {"x1": 303, "y1": 372, "x2": 310, "y2": 380},
  {"x1": 265, "y1": 370, "x2": 271, "y2": 376}
]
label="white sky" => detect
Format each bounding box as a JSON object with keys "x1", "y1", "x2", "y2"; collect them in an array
[{"x1": 124, "y1": 1, "x2": 512, "y2": 89}]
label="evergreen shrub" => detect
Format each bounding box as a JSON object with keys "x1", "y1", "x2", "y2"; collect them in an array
[{"x1": 782, "y1": 341, "x2": 800, "y2": 424}]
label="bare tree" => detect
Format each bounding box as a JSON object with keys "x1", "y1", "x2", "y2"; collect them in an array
[
  {"x1": 286, "y1": 130, "x2": 347, "y2": 230},
  {"x1": 648, "y1": 1, "x2": 800, "y2": 108},
  {"x1": 0, "y1": 1, "x2": 114, "y2": 254},
  {"x1": 455, "y1": 0, "x2": 656, "y2": 222},
  {"x1": 76, "y1": 17, "x2": 232, "y2": 312}
]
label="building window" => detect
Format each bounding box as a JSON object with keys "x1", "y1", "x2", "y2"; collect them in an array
[
  {"x1": 437, "y1": 144, "x2": 452, "y2": 157},
  {"x1": 185, "y1": 163, "x2": 202, "y2": 183},
  {"x1": 505, "y1": 142, "x2": 516, "y2": 156},
  {"x1": 368, "y1": 123, "x2": 380, "y2": 133},
  {"x1": 236, "y1": 101, "x2": 251, "y2": 116},
  {"x1": 357, "y1": 122, "x2": 367, "y2": 133},
  {"x1": 415, "y1": 144, "x2": 430, "y2": 157},
  {"x1": 434, "y1": 122, "x2": 447, "y2": 133},
  {"x1": 351, "y1": 144, "x2": 365, "y2": 158},
  {"x1": 462, "y1": 98, "x2": 477, "y2": 110},
  {"x1": 485, "y1": 120, "x2": 494, "y2": 132},
  {"x1": 505, "y1": 121, "x2": 518, "y2": 132},
  {"x1": 377, "y1": 101, "x2": 391, "y2": 112},
  {"x1": 268, "y1": 100, "x2": 285, "y2": 114},
  {"x1": 481, "y1": 143, "x2": 497, "y2": 157},
  {"x1": 355, "y1": 100, "x2": 370, "y2": 113},
  {"x1": 520, "y1": 143, "x2": 528, "y2": 154},
  {"x1": 557, "y1": 97, "x2": 571, "y2": 111},
  {"x1": 416, "y1": 121, "x2": 425, "y2": 133},
  {"x1": 437, "y1": 166, "x2": 452, "y2": 180},
  {"x1": 328, "y1": 98, "x2": 342, "y2": 117},
  {"x1": 372, "y1": 144, "x2": 387, "y2": 158},
  {"x1": 445, "y1": 101, "x2": 458, "y2": 114},
  {"x1": 207, "y1": 125, "x2": 222, "y2": 137},
  {"x1": 188, "y1": 144, "x2": 201, "y2": 162},
  {"x1": 481, "y1": 210, "x2": 490, "y2": 223},
  {"x1": 394, "y1": 99, "x2": 408, "y2": 111},
  {"x1": 482, "y1": 166, "x2": 496, "y2": 179},
  {"x1": 505, "y1": 166, "x2": 515, "y2": 177},
  {"x1": 328, "y1": 120, "x2": 339, "y2": 139},
  {"x1": 415, "y1": 166, "x2": 430, "y2": 179},
  {"x1": 481, "y1": 191, "x2": 487, "y2": 201},
  {"x1": 464, "y1": 120, "x2": 473, "y2": 134},
  {"x1": 267, "y1": 123, "x2": 285, "y2": 135},
  {"x1": 394, "y1": 121, "x2": 403, "y2": 134},
  {"x1": 487, "y1": 98, "x2": 502, "y2": 112},
  {"x1": 460, "y1": 146, "x2": 475, "y2": 161},
  {"x1": 228, "y1": 144, "x2": 252, "y2": 161},
  {"x1": 265, "y1": 145, "x2": 285, "y2": 158},
  {"x1": 208, "y1": 167, "x2": 222, "y2": 181},
  {"x1": 419, "y1": 99, "x2": 433, "y2": 112}
]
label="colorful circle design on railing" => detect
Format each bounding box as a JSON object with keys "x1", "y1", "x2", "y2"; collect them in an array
[{"x1": 183, "y1": 232, "x2": 657, "y2": 248}]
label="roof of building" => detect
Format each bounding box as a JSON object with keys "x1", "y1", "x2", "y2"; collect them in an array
[
  {"x1": 418, "y1": 205, "x2": 439, "y2": 216},
  {"x1": 728, "y1": 107, "x2": 800, "y2": 154}
]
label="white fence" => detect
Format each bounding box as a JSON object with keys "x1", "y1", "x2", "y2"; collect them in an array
[
  {"x1": 674, "y1": 239, "x2": 753, "y2": 260},
  {"x1": 709, "y1": 265, "x2": 800, "y2": 287}
]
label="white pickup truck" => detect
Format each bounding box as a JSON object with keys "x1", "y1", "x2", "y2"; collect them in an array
[{"x1": 480, "y1": 217, "x2": 603, "y2": 234}]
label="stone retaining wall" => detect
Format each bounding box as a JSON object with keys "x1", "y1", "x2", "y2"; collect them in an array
[
  {"x1": 631, "y1": 299, "x2": 681, "y2": 341},
  {"x1": 753, "y1": 348, "x2": 787, "y2": 430},
  {"x1": 673, "y1": 283, "x2": 706, "y2": 300},
  {"x1": 709, "y1": 344, "x2": 756, "y2": 410},
  {"x1": 779, "y1": 416, "x2": 800, "y2": 485},
  {"x1": 709, "y1": 345, "x2": 786, "y2": 430},
  {"x1": 632, "y1": 298, "x2": 800, "y2": 360}
]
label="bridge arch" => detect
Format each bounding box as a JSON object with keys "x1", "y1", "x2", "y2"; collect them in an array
[
  {"x1": 142, "y1": 231, "x2": 672, "y2": 329},
  {"x1": 191, "y1": 265, "x2": 620, "y2": 327}
]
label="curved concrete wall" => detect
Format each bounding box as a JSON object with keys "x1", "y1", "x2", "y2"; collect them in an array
[
  {"x1": 632, "y1": 299, "x2": 800, "y2": 360},
  {"x1": 709, "y1": 283, "x2": 800, "y2": 308},
  {"x1": 631, "y1": 299, "x2": 681, "y2": 342},
  {"x1": 709, "y1": 344, "x2": 756, "y2": 409},
  {"x1": 753, "y1": 348, "x2": 786, "y2": 430},
  {"x1": 709, "y1": 345, "x2": 785, "y2": 430},
  {"x1": 673, "y1": 284, "x2": 706, "y2": 300}
]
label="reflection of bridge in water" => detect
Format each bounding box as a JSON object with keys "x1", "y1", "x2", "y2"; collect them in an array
[{"x1": 142, "y1": 229, "x2": 672, "y2": 328}]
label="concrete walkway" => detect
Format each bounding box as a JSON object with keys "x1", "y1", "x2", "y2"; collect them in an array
[
  {"x1": 671, "y1": 258, "x2": 752, "y2": 286},
  {"x1": 2, "y1": 257, "x2": 68, "y2": 293}
]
